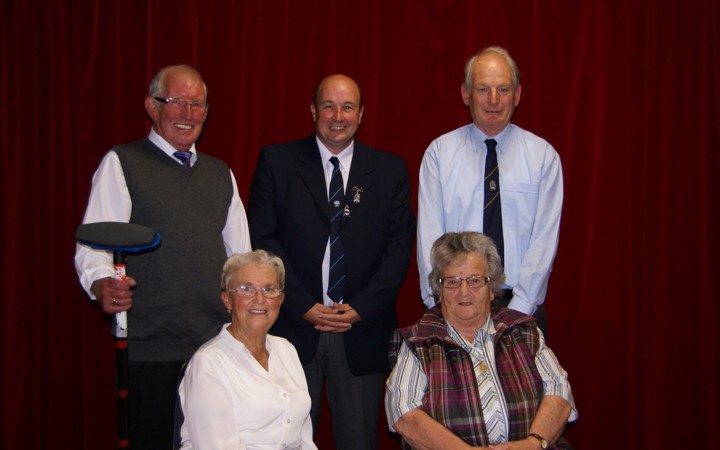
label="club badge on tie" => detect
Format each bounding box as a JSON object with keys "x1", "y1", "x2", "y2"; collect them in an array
[
  {"x1": 489, "y1": 180, "x2": 497, "y2": 191},
  {"x1": 333, "y1": 200, "x2": 341, "y2": 207},
  {"x1": 352, "y1": 186, "x2": 363, "y2": 203}
]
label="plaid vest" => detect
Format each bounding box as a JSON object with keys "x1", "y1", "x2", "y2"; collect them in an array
[{"x1": 389, "y1": 305, "x2": 544, "y2": 448}]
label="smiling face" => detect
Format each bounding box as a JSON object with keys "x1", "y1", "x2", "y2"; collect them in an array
[
  {"x1": 440, "y1": 252, "x2": 495, "y2": 335},
  {"x1": 221, "y1": 262, "x2": 284, "y2": 336},
  {"x1": 461, "y1": 53, "x2": 521, "y2": 137},
  {"x1": 310, "y1": 74, "x2": 364, "y2": 154},
  {"x1": 144, "y1": 68, "x2": 208, "y2": 151}
]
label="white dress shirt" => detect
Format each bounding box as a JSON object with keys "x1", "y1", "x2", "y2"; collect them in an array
[
  {"x1": 417, "y1": 123, "x2": 563, "y2": 314},
  {"x1": 74, "y1": 129, "x2": 251, "y2": 297},
  {"x1": 179, "y1": 325, "x2": 317, "y2": 450}
]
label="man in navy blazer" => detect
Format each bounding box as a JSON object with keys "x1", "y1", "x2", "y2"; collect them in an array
[{"x1": 248, "y1": 74, "x2": 415, "y2": 450}]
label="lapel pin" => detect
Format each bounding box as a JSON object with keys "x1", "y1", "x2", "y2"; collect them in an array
[
  {"x1": 352, "y1": 186, "x2": 363, "y2": 203},
  {"x1": 343, "y1": 204, "x2": 351, "y2": 217}
]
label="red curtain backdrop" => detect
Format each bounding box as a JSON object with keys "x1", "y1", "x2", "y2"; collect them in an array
[{"x1": 2, "y1": 1, "x2": 718, "y2": 449}]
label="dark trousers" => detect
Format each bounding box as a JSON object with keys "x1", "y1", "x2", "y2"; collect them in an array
[
  {"x1": 127, "y1": 361, "x2": 185, "y2": 450},
  {"x1": 496, "y1": 289, "x2": 548, "y2": 339},
  {"x1": 303, "y1": 332, "x2": 385, "y2": 450}
]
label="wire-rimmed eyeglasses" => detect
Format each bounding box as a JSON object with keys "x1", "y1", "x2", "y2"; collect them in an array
[
  {"x1": 439, "y1": 275, "x2": 491, "y2": 289},
  {"x1": 228, "y1": 285, "x2": 283, "y2": 299},
  {"x1": 153, "y1": 96, "x2": 209, "y2": 113}
]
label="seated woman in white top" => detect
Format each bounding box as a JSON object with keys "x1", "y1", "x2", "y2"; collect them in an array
[{"x1": 179, "y1": 250, "x2": 317, "y2": 450}]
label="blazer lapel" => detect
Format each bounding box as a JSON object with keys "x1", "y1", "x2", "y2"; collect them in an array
[
  {"x1": 296, "y1": 138, "x2": 336, "y2": 221},
  {"x1": 341, "y1": 143, "x2": 376, "y2": 228}
]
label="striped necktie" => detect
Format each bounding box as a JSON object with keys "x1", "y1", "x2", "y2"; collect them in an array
[
  {"x1": 327, "y1": 157, "x2": 345, "y2": 303},
  {"x1": 483, "y1": 139, "x2": 504, "y2": 264},
  {"x1": 173, "y1": 151, "x2": 192, "y2": 168}
]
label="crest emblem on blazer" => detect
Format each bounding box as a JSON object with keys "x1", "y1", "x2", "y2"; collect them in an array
[{"x1": 352, "y1": 186, "x2": 364, "y2": 203}]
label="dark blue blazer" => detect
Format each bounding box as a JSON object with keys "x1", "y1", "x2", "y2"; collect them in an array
[{"x1": 248, "y1": 135, "x2": 415, "y2": 375}]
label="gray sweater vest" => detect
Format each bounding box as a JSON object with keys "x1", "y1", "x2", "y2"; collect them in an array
[{"x1": 115, "y1": 138, "x2": 232, "y2": 361}]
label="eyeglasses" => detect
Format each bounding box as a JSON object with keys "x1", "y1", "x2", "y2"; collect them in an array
[
  {"x1": 439, "y1": 275, "x2": 491, "y2": 289},
  {"x1": 153, "y1": 96, "x2": 209, "y2": 113},
  {"x1": 229, "y1": 285, "x2": 283, "y2": 299}
]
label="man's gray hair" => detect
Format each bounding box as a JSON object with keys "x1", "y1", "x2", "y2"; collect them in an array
[
  {"x1": 148, "y1": 64, "x2": 208, "y2": 99},
  {"x1": 463, "y1": 46, "x2": 521, "y2": 90}
]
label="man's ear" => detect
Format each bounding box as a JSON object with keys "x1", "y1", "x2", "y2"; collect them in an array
[
  {"x1": 145, "y1": 96, "x2": 159, "y2": 121},
  {"x1": 461, "y1": 83, "x2": 470, "y2": 107},
  {"x1": 514, "y1": 84, "x2": 522, "y2": 107}
]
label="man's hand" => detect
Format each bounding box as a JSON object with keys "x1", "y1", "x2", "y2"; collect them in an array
[
  {"x1": 302, "y1": 302, "x2": 361, "y2": 333},
  {"x1": 91, "y1": 276, "x2": 137, "y2": 314}
]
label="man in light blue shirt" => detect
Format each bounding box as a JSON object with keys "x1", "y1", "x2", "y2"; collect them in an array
[{"x1": 417, "y1": 46, "x2": 563, "y2": 335}]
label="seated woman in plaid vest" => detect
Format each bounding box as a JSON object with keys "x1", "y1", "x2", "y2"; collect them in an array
[{"x1": 385, "y1": 232, "x2": 577, "y2": 450}]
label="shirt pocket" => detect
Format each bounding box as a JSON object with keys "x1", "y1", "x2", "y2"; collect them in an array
[{"x1": 501, "y1": 181, "x2": 540, "y2": 227}]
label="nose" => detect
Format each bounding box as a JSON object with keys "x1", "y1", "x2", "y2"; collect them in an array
[
  {"x1": 180, "y1": 111, "x2": 193, "y2": 121},
  {"x1": 488, "y1": 89, "x2": 499, "y2": 103},
  {"x1": 333, "y1": 107, "x2": 343, "y2": 121},
  {"x1": 249, "y1": 294, "x2": 268, "y2": 307},
  {"x1": 457, "y1": 279, "x2": 471, "y2": 295},
  {"x1": 178, "y1": 102, "x2": 194, "y2": 119}
]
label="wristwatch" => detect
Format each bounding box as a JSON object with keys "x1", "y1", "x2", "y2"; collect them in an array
[{"x1": 528, "y1": 433, "x2": 548, "y2": 449}]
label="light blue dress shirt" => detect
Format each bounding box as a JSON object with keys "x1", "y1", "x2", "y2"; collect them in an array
[{"x1": 417, "y1": 123, "x2": 563, "y2": 314}]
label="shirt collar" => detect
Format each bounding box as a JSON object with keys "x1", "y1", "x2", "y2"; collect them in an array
[
  {"x1": 469, "y1": 123, "x2": 513, "y2": 154},
  {"x1": 316, "y1": 136, "x2": 354, "y2": 170},
  {"x1": 445, "y1": 315, "x2": 497, "y2": 348},
  {"x1": 148, "y1": 128, "x2": 197, "y2": 159}
]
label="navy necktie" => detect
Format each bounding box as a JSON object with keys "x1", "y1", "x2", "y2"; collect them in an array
[
  {"x1": 483, "y1": 139, "x2": 504, "y2": 264},
  {"x1": 173, "y1": 151, "x2": 192, "y2": 168},
  {"x1": 327, "y1": 157, "x2": 346, "y2": 303}
]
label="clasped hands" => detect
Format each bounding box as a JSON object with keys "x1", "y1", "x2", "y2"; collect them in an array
[{"x1": 303, "y1": 302, "x2": 360, "y2": 333}]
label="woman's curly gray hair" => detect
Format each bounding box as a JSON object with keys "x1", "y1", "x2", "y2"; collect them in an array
[{"x1": 428, "y1": 231, "x2": 506, "y2": 303}]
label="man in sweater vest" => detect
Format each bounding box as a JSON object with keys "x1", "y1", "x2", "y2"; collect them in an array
[{"x1": 75, "y1": 65, "x2": 251, "y2": 450}]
